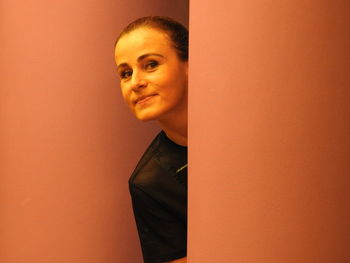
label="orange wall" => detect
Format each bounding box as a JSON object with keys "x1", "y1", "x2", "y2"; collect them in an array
[
  {"x1": 188, "y1": 0, "x2": 349, "y2": 262},
  {"x1": 0, "y1": 1, "x2": 188, "y2": 262}
]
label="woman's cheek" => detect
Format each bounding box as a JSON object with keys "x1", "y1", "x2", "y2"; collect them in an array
[{"x1": 121, "y1": 86, "x2": 130, "y2": 102}]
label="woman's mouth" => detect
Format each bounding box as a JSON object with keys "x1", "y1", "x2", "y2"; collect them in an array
[{"x1": 136, "y1": 95, "x2": 156, "y2": 105}]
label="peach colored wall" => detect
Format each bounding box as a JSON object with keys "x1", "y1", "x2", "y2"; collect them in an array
[
  {"x1": 0, "y1": 1, "x2": 188, "y2": 263},
  {"x1": 189, "y1": 1, "x2": 349, "y2": 263}
]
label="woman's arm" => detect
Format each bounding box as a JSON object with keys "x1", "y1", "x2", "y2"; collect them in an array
[{"x1": 164, "y1": 257, "x2": 187, "y2": 263}]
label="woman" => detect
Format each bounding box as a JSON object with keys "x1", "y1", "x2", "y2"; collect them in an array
[{"x1": 114, "y1": 16, "x2": 188, "y2": 263}]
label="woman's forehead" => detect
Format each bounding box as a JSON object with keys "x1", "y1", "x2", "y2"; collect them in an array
[{"x1": 115, "y1": 28, "x2": 171, "y2": 61}]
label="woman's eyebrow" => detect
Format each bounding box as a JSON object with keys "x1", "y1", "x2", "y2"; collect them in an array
[
  {"x1": 117, "y1": 63, "x2": 128, "y2": 70},
  {"x1": 137, "y1": 53, "x2": 165, "y2": 61},
  {"x1": 117, "y1": 53, "x2": 165, "y2": 70}
]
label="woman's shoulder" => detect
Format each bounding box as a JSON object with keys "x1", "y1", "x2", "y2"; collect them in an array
[
  {"x1": 128, "y1": 131, "x2": 163, "y2": 185},
  {"x1": 129, "y1": 129, "x2": 187, "y2": 192}
]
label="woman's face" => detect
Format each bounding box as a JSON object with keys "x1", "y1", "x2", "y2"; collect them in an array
[{"x1": 115, "y1": 27, "x2": 188, "y2": 122}]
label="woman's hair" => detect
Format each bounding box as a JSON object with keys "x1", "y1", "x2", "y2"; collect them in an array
[{"x1": 115, "y1": 16, "x2": 188, "y2": 61}]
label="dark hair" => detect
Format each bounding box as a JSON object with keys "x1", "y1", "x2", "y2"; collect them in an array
[{"x1": 115, "y1": 16, "x2": 188, "y2": 61}]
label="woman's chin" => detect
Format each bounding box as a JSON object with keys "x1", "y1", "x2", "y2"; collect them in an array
[{"x1": 134, "y1": 111, "x2": 159, "y2": 122}]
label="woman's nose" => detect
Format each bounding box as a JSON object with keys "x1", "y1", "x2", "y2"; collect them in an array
[{"x1": 130, "y1": 71, "x2": 147, "y2": 91}]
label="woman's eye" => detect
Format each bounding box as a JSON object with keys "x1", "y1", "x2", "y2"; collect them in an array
[
  {"x1": 120, "y1": 70, "x2": 132, "y2": 79},
  {"x1": 145, "y1": 61, "x2": 159, "y2": 70}
]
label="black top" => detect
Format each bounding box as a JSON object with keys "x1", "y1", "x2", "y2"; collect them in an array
[{"x1": 128, "y1": 131, "x2": 187, "y2": 263}]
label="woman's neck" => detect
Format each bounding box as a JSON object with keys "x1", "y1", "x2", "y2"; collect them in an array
[
  {"x1": 161, "y1": 126, "x2": 187, "y2": 146},
  {"x1": 158, "y1": 113, "x2": 187, "y2": 146}
]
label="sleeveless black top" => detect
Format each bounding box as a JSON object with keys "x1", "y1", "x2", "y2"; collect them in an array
[{"x1": 128, "y1": 130, "x2": 187, "y2": 263}]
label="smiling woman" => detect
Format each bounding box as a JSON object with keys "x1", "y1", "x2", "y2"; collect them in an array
[{"x1": 114, "y1": 16, "x2": 188, "y2": 263}]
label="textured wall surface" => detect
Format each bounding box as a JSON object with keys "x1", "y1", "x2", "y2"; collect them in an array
[
  {"x1": 188, "y1": 1, "x2": 349, "y2": 262},
  {"x1": 0, "y1": 1, "x2": 188, "y2": 262}
]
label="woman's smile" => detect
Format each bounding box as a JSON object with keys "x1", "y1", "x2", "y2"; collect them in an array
[{"x1": 135, "y1": 94, "x2": 157, "y2": 105}]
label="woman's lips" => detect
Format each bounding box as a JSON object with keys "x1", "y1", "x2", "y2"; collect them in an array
[{"x1": 136, "y1": 95, "x2": 156, "y2": 105}]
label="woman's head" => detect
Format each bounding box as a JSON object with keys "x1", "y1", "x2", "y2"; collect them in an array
[
  {"x1": 115, "y1": 16, "x2": 188, "y2": 61},
  {"x1": 114, "y1": 16, "x2": 188, "y2": 123}
]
